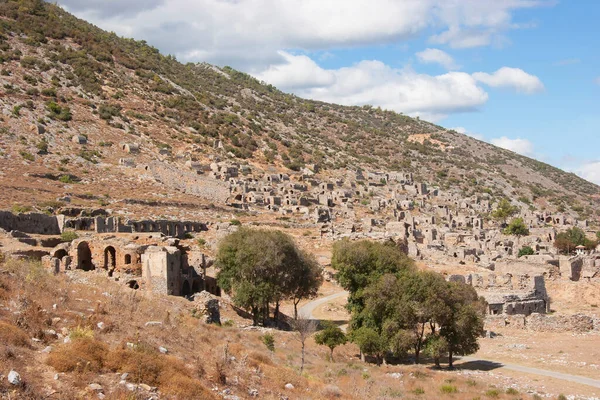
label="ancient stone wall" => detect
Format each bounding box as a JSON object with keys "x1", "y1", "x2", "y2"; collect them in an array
[{"x1": 0, "y1": 211, "x2": 63, "y2": 234}]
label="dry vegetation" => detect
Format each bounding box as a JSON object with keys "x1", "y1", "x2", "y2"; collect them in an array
[{"x1": 0, "y1": 258, "x2": 570, "y2": 399}]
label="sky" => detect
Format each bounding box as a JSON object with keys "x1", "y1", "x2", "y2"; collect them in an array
[{"x1": 57, "y1": 0, "x2": 600, "y2": 184}]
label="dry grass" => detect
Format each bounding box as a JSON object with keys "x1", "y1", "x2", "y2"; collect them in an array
[
  {"x1": 0, "y1": 321, "x2": 31, "y2": 348},
  {"x1": 0, "y1": 259, "x2": 566, "y2": 399},
  {"x1": 46, "y1": 337, "x2": 109, "y2": 373}
]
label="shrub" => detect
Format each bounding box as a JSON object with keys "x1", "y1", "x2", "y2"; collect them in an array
[
  {"x1": 229, "y1": 219, "x2": 241, "y2": 226},
  {"x1": 58, "y1": 174, "x2": 76, "y2": 183},
  {"x1": 19, "y1": 150, "x2": 34, "y2": 161},
  {"x1": 60, "y1": 231, "x2": 78, "y2": 242},
  {"x1": 518, "y1": 246, "x2": 535, "y2": 258},
  {"x1": 412, "y1": 387, "x2": 425, "y2": 395},
  {"x1": 69, "y1": 325, "x2": 94, "y2": 340},
  {"x1": 46, "y1": 101, "x2": 72, "y2": 121},
  {"x1": 11, "y1": 204, "x2": 32, "y2": 214},
  {"x1": 261, "y1": 333, "x2": 275, "y2": 352},
  {"x1": 440, "y1": 384, "x2": 458, "y2": 394},
  {"x1": 247, "y1": 350, "x2": 274, "y2": 367},
  {"x1": 0, "y1": 321, "x2": 31, "y2": 347},
  {"x1": 46, "y1": 337, "x2": 109, "y2": 373},
  {"x1": 485, "y1": 389, "x2": 500, "y2": 398},
  {"x1": 506, "y1": 388, "x2": 519, "y2": 395}
]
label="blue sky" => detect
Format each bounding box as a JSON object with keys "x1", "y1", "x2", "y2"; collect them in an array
[{"x1": 59, "y1": 0, "x2": 600, "y2": 183}]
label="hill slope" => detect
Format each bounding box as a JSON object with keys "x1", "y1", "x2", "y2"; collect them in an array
[{"x1": 0, "y1": 0, "x2": 598, "y2": 221}]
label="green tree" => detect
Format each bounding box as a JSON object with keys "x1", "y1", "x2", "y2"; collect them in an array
[
  {"x1": 331, "y1": 239, "x2": 414, "y2": 317},
  {"x1": 424, "y1": 334, "x2": 448, "y2": 368},
  {"x1": 554, "y1": 227, "x2": 596, "y2": 254},
  {"x1": 438, "y1": 283, "x2": 486, "y2": 368},
  {"x1": 216, "y1": 228, "x2": 320, "y2": 325},
  {"x1": 492, "y1": 198, "x2": 519, "y2": 225},
  {"x1": 288, "y1": 250, "x2": 322, "y2": 320},
  {"x1": 314, "y1": 321, "x2": 347, "y2": 362},
  {"x1": 503, "y1": 218, "x2": 529, "y2": 237},
  {"x1": 362, "y1": 271, "x2": 449, "y2": 364},
  {"x1": 351, "y1": 327, "x2": 387, "y2": 366},
  {"x1": 518, "y1": 246, "x2": 535, "y2": 257}
]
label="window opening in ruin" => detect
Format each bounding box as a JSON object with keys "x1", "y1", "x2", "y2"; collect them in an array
[
  {"x1": 182, "y1": 281, "x2": 191, "y2": 297},
  {"x1": 124, "y1": 254, "x2": 132, "y2": 264},
  {"x1": 54, "y1": 249, "x2": 68, "y2": 260},
  {"x1": 104, "y1": 246, "x2": 116, "y2": 270},
  {"x1": 77, "y1": 241, "x2": 94, "y2": 271}
]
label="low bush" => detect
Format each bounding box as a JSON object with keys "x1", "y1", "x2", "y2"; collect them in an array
[
  {"x1": 440, "y1": 384, "x2": 458, "y2": 394},
  {"x1": 46, "y1": 337, "x2": 109, "y2": 373},
  {"x1": 60, "y1": 231, "x2": 78, "y2": 242},
  {"x1": 0, "y1": 321, "x2": 31, "y2": 347}
]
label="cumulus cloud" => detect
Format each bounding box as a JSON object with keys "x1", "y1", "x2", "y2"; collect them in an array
[
  {"x1": 416, "y1": 48, "x2": 459, "y2": 70},
  {"x1": 491, "y1": 136, "x2": 535, "y2": 156},
  {"x1": 57, "y1": 0, "x2": 548, "y2": 68},
  {"x1": 256, "y1": 52, "x2": 488, "y2": 121},
  {"x1": 573, "y1": 161, "x2": 600, "y2": 185},
  {"x1": 473, "y1": 67, "x2": 544, "y2": 93}
]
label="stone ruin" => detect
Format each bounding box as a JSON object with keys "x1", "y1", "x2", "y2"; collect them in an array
[{"x1": 448, "y1": 273, "x2": 548, "y2": 316}]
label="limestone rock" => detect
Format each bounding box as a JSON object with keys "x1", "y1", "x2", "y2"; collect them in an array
[
  {"x1": 192, "y1": 291, "x2": 221, "y2": 324},
  {"x1": 7, "y1": 370, "x2": 20, "y2": 385}
]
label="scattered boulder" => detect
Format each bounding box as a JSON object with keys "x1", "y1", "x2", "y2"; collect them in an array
[
  {"x1": 192, "y1": 291, "x2": 221, "y2": 324},
  {"x1": 7, "y1": 370, "x2": 21, "y2": 385}
]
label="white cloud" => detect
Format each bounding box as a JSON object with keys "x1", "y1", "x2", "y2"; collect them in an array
[
  {"x1": 473, "y1": 67, "x2": 544, "y2": 93},
  {"x1": 573, "y1": 161, "x2": 600, "y2": 185},
  {"x1": 416, "y1": 48, "x2": 459, "y2": 70},
  {"x1": 57, "y1": 0, "x2": 549, "y2": 68},
  {"x1": 491, "y1": 136, "x2": 534, "y2": 156},
  {"x1": 256, "y1": 52, "x2": 488, "y2": 121}
]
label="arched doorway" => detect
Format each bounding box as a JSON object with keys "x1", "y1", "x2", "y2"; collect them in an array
[
  {"x1": 77, "y1": 242, "x2": 94, "y2": 271},
  {"x1": 192, "y1": 279, "x2": 203, "y2": 293},
  {"x1": 104, "y1": 246, "x2": 116, "y2": 270},
  {"x1": 53, "y1": 249, "x2": 68, "y2": 260},
  {"x1": 181, "y1": 281, "x2": 191, "y2": 297}
]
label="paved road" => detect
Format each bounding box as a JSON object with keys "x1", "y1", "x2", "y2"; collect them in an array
[
  {"x1": 458, "y1": 356, "x2": 600, "y2": 389},
  {"x1": 298, "y1": 291, "x2": 348, "y2": 319},
  {"x1": 301, "y1": 290, "x2": 600, "y2": 389}
]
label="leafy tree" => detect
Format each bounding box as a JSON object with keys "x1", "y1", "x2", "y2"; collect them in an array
[
  {"x1": 331, "y1": 239, "x2": 414, "y2": 317},
  {"x1": 518, "y1": 246, "x2": 535, "y2": 257},
  {"x1": 361, "y1": 271, "x2": 449, "y2": 363},
  {"x1": 554, "y1": 227, "x2": 596, "y2": 254},
  {"x1": 314, "y1": 321, "x2": 347, "y2": 362},
  {"x1": 492, "y1": 198, "x2": 519, "y2": 225},
  {"x1": 288, "y1": 250, "x2": 322, "y2": 320},
  {"x1": 503, "y1": 218, "x2": 529, "y2": 237},
  {"x1": 351, "y1": 327, "x2": 387, "y2": 366},
  {"x1": 216, "y1": 228, "x2": 320, "y2": 325},
  {"x1": 424, "y1": 334, "x2": 448, "y2": 368},
  {"x1": 438, "y1": 283, "x2": 486, "y2": 368}
]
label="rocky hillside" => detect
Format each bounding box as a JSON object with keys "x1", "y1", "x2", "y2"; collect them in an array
[{"x1": 0, "y1": 0, "x2": 598, "y2": 222}]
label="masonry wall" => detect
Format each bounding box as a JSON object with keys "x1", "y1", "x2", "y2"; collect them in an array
[{"x1": 0, "y1": 211, "x2": 63, "y2": 234}]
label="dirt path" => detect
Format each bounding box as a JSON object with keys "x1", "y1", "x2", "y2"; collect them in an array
[
  {"x1": 303, "y1": 290, "x2": 600, "y2": 390},
  {"x1": 298, "y1": 291, "x2": 348, "y2": 319},
  {"x1": 458, "y1": 356, "x2": 600, "y2": 389}
]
